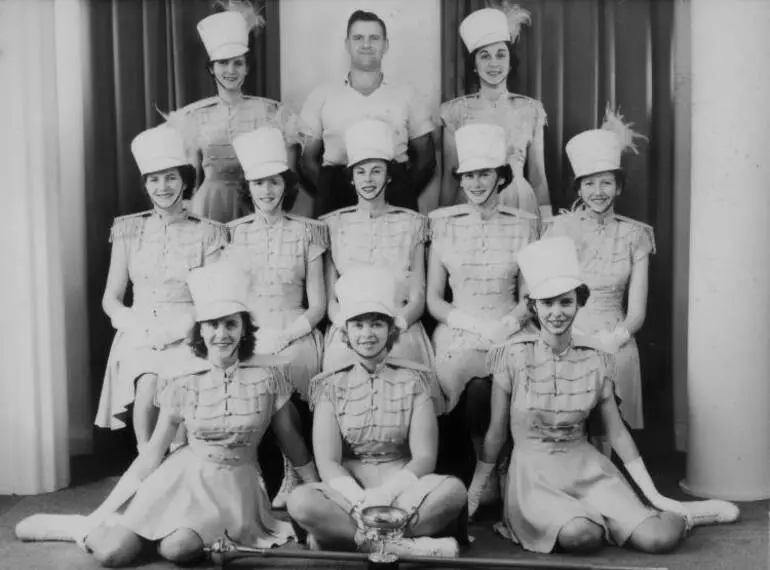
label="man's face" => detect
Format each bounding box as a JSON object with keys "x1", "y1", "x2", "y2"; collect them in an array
[{"x1": 345, "y1": 20, "x2": 388, "y2": 71}]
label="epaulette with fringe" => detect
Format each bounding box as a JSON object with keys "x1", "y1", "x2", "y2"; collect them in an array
[
  {"x1": 308, "y1": 363, "x2": 356, "y2": 410},
  {"x1": 240, "y1": 355, "x2": 294, "y2": 396},
  {"x1": 486, "y1": 332, "x2": 538, "y2": 374},
  {"x1": 614, "y1": 214, "x2": 657, "y2": 255},
  {"x1": 497, "y1": 205, "x2": 539, "y2": 220},
  {"x1": 318, "y1": 205, "x2": 357, "y2": 222},
  {"x1": 226, "y1": 214, "x2": 257, "y2": 231},
  {"x1": 428, "y1": 204, "x2": 473, "y2": 242},
  {"x1": 571, "y1": 333, "x2": 609, "y2": 353},
  {"x1": 188, "y1": 215, "x2": 229, "y2": 249},
  {"x1": 385, "y1": 358, "x2": 440, "y2": 409},
  {"x1": 108, "y1": 210, "x2": 152, "y2": 243},
  {"x1": 286, "y1": 213, "x2": 330, "y2": 249},
  {"x1": 179, "y1": 96, "x2": 220, "y2": 114},
  {"x1": 428, "y1": 204, "x2": 473, "y2": 220}
]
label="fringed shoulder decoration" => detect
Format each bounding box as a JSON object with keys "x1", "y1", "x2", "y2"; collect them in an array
[
  {"x1": 416, "y1": 214, "x2": 430, "y2": 245},
  {"x1": 497, "y1": 205, "x2": 538, "y2": 221},
  {"x1": 600, "y1": 105, "x2": 648, "y2": 156},
  {"x1": 199, "y1": 218, "x2": 229, "y2": 253},
  {"x1": 109, "y1": 212, "x2": 151, "y2": 243},
  {"x1": 487, "y1": 0, "x2": 531, "y2": 43},
  {"x1": 308, "y1": 371, "x2": 334, "y2": 411},
  {"x1": 487, "y1": 344, "x2": 510, "y2": 376},
  {"x1": 240, "y1": 354, "x2": 294, "y2": 396},
  {"x1": 533, "y1": 98, "x2": 548, "y2": 129},
  {"x1": 615, "y1": 214, "x2": 657, "y2": 258},
  {"x1": 304, "y1": 216, "x2": 330, "y2": 250},
  {"x1": 214, "y1": 0, "x2": 265, "y2": 35}
]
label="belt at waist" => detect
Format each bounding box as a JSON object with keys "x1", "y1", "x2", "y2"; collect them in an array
[{"x1": 188, "y1": 442, "x2": 255, "y2": 467}]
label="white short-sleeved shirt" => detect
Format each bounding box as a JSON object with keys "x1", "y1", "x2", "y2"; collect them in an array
[{"x1": 300, "y1": 76, "x2": 435, "y2": 166}]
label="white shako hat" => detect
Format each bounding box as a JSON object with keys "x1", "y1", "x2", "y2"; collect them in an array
[
  {"x1": 459, "y1": 6, "x2": 531, "y2": 53},
  {"x1": 455, "y1": 123, "x2": 507, "y2": 174},
  {"x1": 344, "y1": 119, "x2": 396, "y2": 167},
  {"x1": 233, "y1": 127, "x2": 288, "y2": 181},
  {"x1": 187, "y1": 261, "x2": 250, "y2": 322},
  {"x1": 131, "y1": 124, "x2": 189, "y2": 176},
  {"x1": 335, "y1": 265, "x2": 400, "y2": 325},
  {"x1": 517, "y1": 237, "x2": 584, "y2": 300}
]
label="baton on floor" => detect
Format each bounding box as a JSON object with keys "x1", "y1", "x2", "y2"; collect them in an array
[{"x1": 205, "y1": 532, "x2": 669, "y2": 570}]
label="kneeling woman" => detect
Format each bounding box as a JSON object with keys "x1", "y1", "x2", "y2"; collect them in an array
[
  {"x1": 288, "y1": 266, "x2": 466, "y2": 558},
  {"x1": 466, "y1": 237, "x2": 739, "y2": 554},
  {"x1": 17, "y1": 261, "x2": 317, "y2": 566}
]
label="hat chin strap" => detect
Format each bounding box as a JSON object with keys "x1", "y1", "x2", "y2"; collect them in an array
[{"x1": 351, "y1": 343, "x2": 389, "y2": 368}]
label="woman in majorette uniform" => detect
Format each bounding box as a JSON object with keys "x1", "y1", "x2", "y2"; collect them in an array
[
  {"x1": 16, "y1": 261, "x2": 318, "y2": 567},
  {"x1": 287, "y1": 266, "x2": 466, "y2": 559},
  {"x1": 440, "y1": 5, "x2": 551, "y2": 219},
  {"x1": 167, "y1": 2, "x2": 301, "y2": 224},
  {"x1": 94, "y1": 124, "x2": 227, "y2": 450},
  {"x1": 225, "y1": 125, "x2": 327, "y2": 508},
  {"x1": 466, "y1": 237, "x2": 740, "y2": 555},
  {"x1": 427, "y1": 122, "x2": 537, "y2": 504},
  {"x1": 543, "y1": 107, "x2": 653, "y2": 436},
  {"x1": 320, "y1": 119, "x2": 443, "y2": 411}
]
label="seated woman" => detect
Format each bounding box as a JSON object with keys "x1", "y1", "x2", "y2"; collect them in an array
[
  {"x1": 428, "y1": 122, "x2": 537, "y2": 503},
  {"x1": 321, "y1": 119, "x2": 436, "y2": 380},
  {"x1": 466, "y1": 237, "x2": 740, "y2": 555},
  {"x1": 287, "y1": 266, "x2": 466, "y2": 558},
  {"x1": 94, "y1": 123, "x2": 227, "y2": 450},
  {"x1": 16, "y1": 261, "x2": 317, "y2": 567},
  {"x1": 227, "y1": 125, "x2": 328, "y2": 508}
]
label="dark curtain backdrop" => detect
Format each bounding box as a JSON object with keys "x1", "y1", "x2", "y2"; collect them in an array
[
  {"x1": 84, "y1": 0, "x2": 281, "y2": 430},
  {"x1": 442, "y1": 0, "x2": 676, "y2": 440}
]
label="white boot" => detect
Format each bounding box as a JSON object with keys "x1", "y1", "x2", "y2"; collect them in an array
[
  {"x1": 479, "y1": 470, "x2": 500, "y2": 505},
  {"x1": 272, "y1": 454, "x2": 300, "y2": 509},
  {"x1": 685, "y1": 499, "x2": 740, "y2": 529}
]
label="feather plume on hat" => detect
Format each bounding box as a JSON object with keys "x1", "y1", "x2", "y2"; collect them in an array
[
  {"x1": 213, "y1": 0, "x2": 265, "y2": 34},
  {"x1": 154, "y1": 105, "x2": 198, "y2": 161},
  {"x1": 487, "y1": 0, "x2": 531, "y2": 43},
  {"x1": 600, "y1": 105, "x2": 648, "y2": 156}
]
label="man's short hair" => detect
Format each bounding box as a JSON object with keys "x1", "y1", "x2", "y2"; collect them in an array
[{"x1": 346, "y1": 9, "x2": 387, "y2": 39}]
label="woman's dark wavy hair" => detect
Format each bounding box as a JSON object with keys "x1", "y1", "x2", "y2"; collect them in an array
[
  {"x1": 526, "y1": 284, "x2": 591, "y2": 330},
  {"x1": 346, "y1": 159, "x2": 397, "y2": 189},
  {"x1": 571, "y1": 169, "x2": 626, "y2": 196},
  {"x1": 142, "y1": 164, "x2": 197, "y2": 201},
  {"x1": 341, "y1": 312, "x2": 401, "y2": 352},
  {"x1": 189, "y1": 311, "x2": 256, "y2": 360},
  {"x1": 465, "y1": 41, "x2": 520, "y2": 93},
  {"x1": 453, "y1": 164, "x2": 513, "y2": 194}
]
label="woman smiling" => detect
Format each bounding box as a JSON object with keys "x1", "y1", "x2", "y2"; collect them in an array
[
  {"x1": 225, "y1": 126, "x2": 327, "y2": 508},
  {"x1": 167, "y1": 3, "x2": 300, "y2": 224},
  {"x1": 439, "y1": 6, "x2": 550, "y2": 219},
  {"x1": 94, "y1": 124, "x2": 226, "y2": 450}
]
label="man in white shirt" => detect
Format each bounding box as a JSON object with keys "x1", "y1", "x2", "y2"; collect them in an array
[{"x1": 300, "y1": 10, "x2": 437, "y2": 216}]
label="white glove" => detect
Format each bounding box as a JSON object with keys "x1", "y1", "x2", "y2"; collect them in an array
[
  {"x1": 446, "y1": 309, "x2": 484, "y2": 335},
  {"x1": 624, "y1": 457, "x2": 687, "y2": 516},
  {"x1": 254, "y1": 327, "x2": 290, "y2": 354},
  {"x1": 361, "y1": 486, "x2": 394, "y2": 509},
  {"x1": 283, "y1": 315, "x2": 313, "y2": 344},
  {"x1": 110, "y1": 306, "x2": 139, "y2": 332},
  {"x1": 594, "y1": 327, "x2": 630, "y2": 353},
  {"x1": 467, "y1": 460, "x2": 496, "y2": 518},
  {"x1": 329, "y1": 476, "x2": 366, "y2": 510},
  {"x1": 475, "y1": 320, "x2": 511, "y2": 344}
]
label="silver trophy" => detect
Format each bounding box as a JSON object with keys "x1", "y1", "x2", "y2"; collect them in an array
[{"x1": 360, "y1": 505, "x2": 410, "y2": 565}]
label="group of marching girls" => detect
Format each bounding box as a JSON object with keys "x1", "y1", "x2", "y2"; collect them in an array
[{"x1": 15, "y1": 2, "x2": 739, "y2": 567}]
